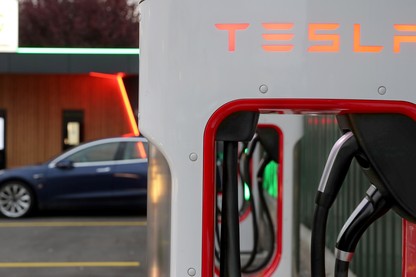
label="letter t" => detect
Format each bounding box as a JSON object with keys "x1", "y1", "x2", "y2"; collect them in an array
[{"x1": 215, "y1": 23, "x2": 250, "y2": 52}]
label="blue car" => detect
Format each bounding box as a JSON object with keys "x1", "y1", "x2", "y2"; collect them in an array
[{"x1": 0, "y1": 136, "x2": 148, "y2": 218}]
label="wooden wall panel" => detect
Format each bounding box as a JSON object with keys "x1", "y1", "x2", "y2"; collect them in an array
[{"x1": 0, "y1": 74, "x2": 132, "y2": 168}]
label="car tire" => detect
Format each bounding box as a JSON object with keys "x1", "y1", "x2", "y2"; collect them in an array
[{"x1": 0, "y1": 181, "x2": 35, "y2": 218}]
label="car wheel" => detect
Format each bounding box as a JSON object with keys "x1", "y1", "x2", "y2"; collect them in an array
[{"x1": 0, "y1": 181, "x2": 35, "y2": 218}]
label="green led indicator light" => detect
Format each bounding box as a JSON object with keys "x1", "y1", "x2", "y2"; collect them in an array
[
  {"x1": 263, "y1": 161, "x2": 278, "y2": 198},
  {"x1": 244, "y1": 183, "x2": 251, "y2": 201}
]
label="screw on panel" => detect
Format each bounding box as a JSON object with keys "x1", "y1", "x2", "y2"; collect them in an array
[
  {"x1": 259, "y1": 84, "x2": 269, "y2": 94},
  {"x1": 189, "y1": 153, "x2": 198, "y2": 162},
  {"x1": 187, "y1": 268, "x2": 196, "y2": 276},
  {"x1": 378, "y1": 86, "x2": 387, "y2": 95}
]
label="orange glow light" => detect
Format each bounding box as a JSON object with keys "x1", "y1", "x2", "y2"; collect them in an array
[
  {"x1": 394, "y1": 24, "x2": 416, "y2": 53},
  {"x1": 89, "y1": 72, "x2": 140, "y2": 137},
  {"x1": 89, "y1": 72, "x2": 116, "y2": 79},
  {"x1": 308, "y1": 23, "x2": 340, "y2": 52},
  {"x1": 115, "y1": 74, "x2": 147, "y2": 158},
  {"x1": 262, "y1": 23, "x2": 294, "y2": 52},
  {"x1": 116, "y1": 73, "x2": 140, "y2": 136},
  {"x1": 353, "y1": 24, "x2": 383, "y2": 53},
  {"x1": 136, "y1": 142, "x2": 147, "y2": 159}
]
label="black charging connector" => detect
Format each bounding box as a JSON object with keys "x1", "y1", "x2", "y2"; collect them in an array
[
  {"x1": 318, "y1": 113, "x2": 416, "y2": 277},
  {"x1": 334, "y1": 185, "x2": 391, "y2": 277},
  {"x1": 311, "y1": 132, "x2": 359, "y2": 277},
  {"x1": 216, "y1": 112, "x2": 259, "y2": 142},
  {"x1": 219, "y1": 141, "x2": 241, "y2": 276},
  {"x1": 337, "y1": 113, "x2": 416, "y2": 222},
  {"x1": 216, "y1": 111, "x2": 259, "y2": 277}
]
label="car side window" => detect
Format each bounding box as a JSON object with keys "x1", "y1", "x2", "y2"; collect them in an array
[
  {"x1": 67, "y1": 142, "x2": 120, "y2": 163},
  {"x1": 123, "y1": 141, "x2": 148, "y2": 160}
]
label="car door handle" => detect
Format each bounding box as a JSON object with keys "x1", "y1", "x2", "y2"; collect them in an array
[
  {"x1": 96, "y1": 167, "x2": 111, "y2": 173},
  {"x1": 113, "y1": 173, "x2": 140, "y2": 179}
]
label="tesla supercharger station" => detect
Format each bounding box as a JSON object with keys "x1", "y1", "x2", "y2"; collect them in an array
[{"x1": 139, "y1": 0, "x2": 416, "y2": 276}]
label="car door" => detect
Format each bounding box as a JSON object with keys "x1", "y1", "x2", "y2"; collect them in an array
[
  {"x1": 110, "y1": 139, "x2": 148, "y2": 207},
  {"x1": 43, "y1": 140, "x2": 122, "y2": 209}
]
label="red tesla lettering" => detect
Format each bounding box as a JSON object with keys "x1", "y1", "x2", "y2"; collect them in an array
[
  {"x1": 353, "y1": 24, "x2": 383, "y2": 53},
  {"x1": 308, "y1": 23, "x2": 340, "y2": 52},
  {"x1": 262, "y1": 23, "x2": 294, "y2": 52},
  {"x1": 215, "y1": 23, "x2": 250, "y2": 52},
  {"x1": 394, "y1": 24, "x2": 416, "y2": 53}
]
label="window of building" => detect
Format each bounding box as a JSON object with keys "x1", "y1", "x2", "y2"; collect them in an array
[
  {"x1": 63, "y1": 110, "x2": 84, "y2": 150},
  {"x1": 0, "y1": 110, "x2": 6, "y2": 169}
]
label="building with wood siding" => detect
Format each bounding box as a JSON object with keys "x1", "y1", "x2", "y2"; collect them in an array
[{"x1": 0, "y1": 49, "x2": 139, "y2": 168}]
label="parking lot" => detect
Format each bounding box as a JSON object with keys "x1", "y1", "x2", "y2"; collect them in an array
[{"x1": 0, "y1": 211, "x2": 147, "y2": 277}]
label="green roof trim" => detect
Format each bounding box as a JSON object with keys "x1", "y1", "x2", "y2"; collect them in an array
[{"x1": 17, "y1": 47, "x2": 140, "y2": 55}]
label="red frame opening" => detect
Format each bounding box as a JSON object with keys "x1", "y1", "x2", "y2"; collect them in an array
[{"x1": 202, "y1": 99, "x2": 416, "y2": 277}]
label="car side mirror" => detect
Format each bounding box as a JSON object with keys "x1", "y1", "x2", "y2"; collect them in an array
[{"x1": 55, "y1": 160, "x2": 74, "y2": 169}]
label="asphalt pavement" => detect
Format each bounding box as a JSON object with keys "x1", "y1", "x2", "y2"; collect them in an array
[
  {"x1": 0, "y1": 210, "x2": 147, "y2": 277},
  {"x1": 0, "y1": 211, "x2": 356, "y2": 277}
]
